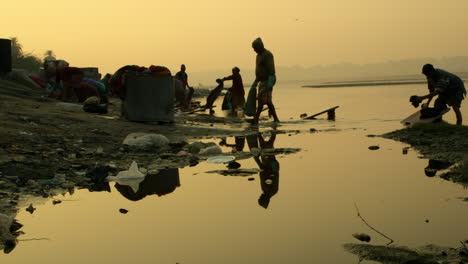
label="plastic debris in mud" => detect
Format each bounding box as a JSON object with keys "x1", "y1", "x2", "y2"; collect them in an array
[
  {"x1": 206, "y1": 156, "x2": 236, "y2": 164},
  {"x1": 402, "y1": 147, "x2": 410, "y2": 155},
  {"x1": 227, "y1": 161, "x2": 241, "y2": 169},
  {"x1": 106, "y1": 161, "x2": 146, "y2": 193},
  {"x1": 123, "y1": 133, "x2": 169, "y2": 150},
  {"x1": 199, "y1": 145, "x2": 222, "y2": 155},
  {"x1": 352, "y1": 233, "x2": 371, "y2": 242},
  {"x1": 25, "y1": 204, "x2": 36, "y2": 214}
]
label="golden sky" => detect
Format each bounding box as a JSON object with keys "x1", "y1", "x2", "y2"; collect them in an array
[{"x1": 2, "y1": 0, "x2": 468, "y2": 75}]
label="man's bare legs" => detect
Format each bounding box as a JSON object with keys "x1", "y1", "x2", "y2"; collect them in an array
[
  {"x1": 252, "y1": 103, "x2": 264, "y2": 124},
  {"x1": 266, "y1": 102, "x2": 280, "y2": 122},
  {"x1": 252, "y1": 102, "x2": 280, "y2": 124},
  {"x1": 453, "y1": 106, "x2": 463, "y2": 125}
]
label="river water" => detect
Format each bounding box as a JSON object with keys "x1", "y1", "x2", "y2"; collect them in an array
[{"x1": 2, "y1": 81, "x2": 468, "y2": 264}]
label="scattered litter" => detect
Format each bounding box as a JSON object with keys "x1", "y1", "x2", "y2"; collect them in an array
[
  {"x1": 119, "y1": 209, "x2": 128, "y2": 214},
  {"x1": 227, "y1": 161, "x2": 241, "y2": 169},
  {"x1": 352, "y1": 233, "x2": 371, "y2": 242},
  {"x1": 189, "y1": 158, "x2": 199, "y2": 167},
  {"x1": 248, "y1": 178, "x2": 255, "y2": 181},
  {"x1": 106, "y1": 161, "x2": 146, "y2": 193},
  {"x1": 123, "y1": 133, "x2": 170, "y2": 150},
  {"x1": 199, "y1": 145, "x2": 222, "y2": 155},
  {"x1": 185, "y1": 142, "x2": 217, "y2": 154},
  {"x1": 97, "y1": 116, "x2": 118, "y2": 120},
  {"x1": 52, "y1": 200, "x2": 62, "y2": 205},
  {"x1": 207, "y1": 156, "x2": 236, "y2": 164},
  {"x1": 368, "y1": 145, "x2": 380, "y2": 150},
  {"x1": 403, "y1": 147, "x2": 410, "y2": 155},
  {"x1": 96, "y1": 146, "x2": 104, "y2": 154},
  {"x1": 206, "y1": 168, "x2": 260, "y2": 177},
  {"x1": 18, "y1": 131, "x2": 33, "y2": 136},
  {"x1": 25, "y1": 204, "x2": 36, "y2": 214},
  {"x1": 177, "y1": 151, "x2": 189, "y2": 156}
]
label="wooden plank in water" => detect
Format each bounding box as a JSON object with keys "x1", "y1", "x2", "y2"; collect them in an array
[
  {"x1": 401, "y1": 108, "x2": 450, "y2": 126},
  {"x1": 304, "y1": 106, "x2": 340, "y2": 119}
]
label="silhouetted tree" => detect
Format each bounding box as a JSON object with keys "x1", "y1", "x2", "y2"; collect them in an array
[{"x1": 10, "y1": 37, "x2": 42, "y2": 74}]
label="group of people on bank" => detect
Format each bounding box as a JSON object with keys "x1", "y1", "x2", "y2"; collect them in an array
[
  {"x1": 174, "y1": 37, "x2": 279, "y2": 125},
  {"x1": 41, "y1": 37, "x2": 466, "y2": 126},
  {"x1": 175, "y1": 37, "x2": 466, "y2": 126}
]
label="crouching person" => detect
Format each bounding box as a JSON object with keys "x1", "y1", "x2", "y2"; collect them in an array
[{"x1": 416, "y1": 64, "x2": 466, "y2": 125}]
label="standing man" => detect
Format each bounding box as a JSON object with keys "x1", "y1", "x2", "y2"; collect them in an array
[
  {"x1": 416, "y1": 64, "x2": 466, "y2": 125},
  {"x1": 175, "y1": 64, "x2": 194, "y2": 109},
  {"x1": 250, "y1": 38, "x2": 279, "y2": 124}
]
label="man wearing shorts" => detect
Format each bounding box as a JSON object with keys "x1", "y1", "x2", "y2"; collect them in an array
[
  {"x1": 250, "y1": 38, "x2": 279, "y2": 124},
  {"x1": 417, "y1": 64, "x2": 466, "y2": 125}
]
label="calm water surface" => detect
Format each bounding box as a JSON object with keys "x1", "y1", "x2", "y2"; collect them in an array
[{"x1": 3, "y1": 82, "x2": 468, "y2": 264}]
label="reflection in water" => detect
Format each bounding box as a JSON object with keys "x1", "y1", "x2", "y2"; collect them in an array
[
  {"x1": 246, "y1": 132, "x2": 280, "y2": 209},
  {"x1": 424, "y1": 159, "x2": 453, "y2": 177},
  {"x1": 219, "y1": 136, "x2": 246, "y2": 152},
  {"x1": 86, "y1": 166, "x2": 113, "y2": 192},
  {"x1": 0, "y1": 214, "x2": 22, "y2": 254},
  {"x1": 115, "y1": 169, "x2": 180, "y2": 201}
]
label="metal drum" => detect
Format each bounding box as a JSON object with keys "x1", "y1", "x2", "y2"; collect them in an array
[
  {"x1": 0, "y1": 39, "x2": 12, "y2": 73},
  {"x1": 125, "y1": 73, "x2": 174, "y2": 122}
]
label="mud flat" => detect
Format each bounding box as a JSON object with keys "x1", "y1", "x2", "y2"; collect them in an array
[
  {"x1": 383, "y1": 123, "x2": 468, "y2": 184},
  {"x1": 344, "y1": 123, "x2": 468, "y2": 264}
]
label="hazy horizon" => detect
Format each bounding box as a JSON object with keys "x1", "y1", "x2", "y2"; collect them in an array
[{"x1": 3, "y1": 0, "x2": 468, "y2": 76}]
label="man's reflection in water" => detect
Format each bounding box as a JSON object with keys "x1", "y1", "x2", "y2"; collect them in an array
[
  {"x1": 219, "y1": 136, "x2": 246, "y2": 152},
  {"x1": 246, "y1": 132, "x2": 280, "y2": 209},
  {"x1": 115, "y1": 168, "x2": 180, "y2": 201}
]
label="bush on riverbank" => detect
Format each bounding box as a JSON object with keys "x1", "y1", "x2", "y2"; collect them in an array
[{"x1": 10, "y1": 38, "x2": 42, "y2": 74}]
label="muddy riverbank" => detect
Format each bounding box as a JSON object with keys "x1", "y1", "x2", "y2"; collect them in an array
[
  {"x1": 383, "y1": 123, "x2": 468, "y2": 184},
  {"x1": 0, "y1": 78, "x2": 303, "y2": 252},
  {"x1": 343, "y1": 123, "x2": 468, "y2": 264}
]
